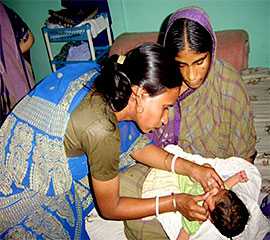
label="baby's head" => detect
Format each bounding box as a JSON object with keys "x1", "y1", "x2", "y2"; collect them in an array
[{"x1": 205, "y1": 188, "x2": 250, "y2": 238}]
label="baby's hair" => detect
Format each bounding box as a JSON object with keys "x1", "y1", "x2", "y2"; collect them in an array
[{"x1": 210, "y1": 190, "x2": 249, "y2": 238}]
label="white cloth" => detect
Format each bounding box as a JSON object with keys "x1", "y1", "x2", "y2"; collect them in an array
[
  {"x1": 142, "y1": 144, "x2": 270, "y2": 240},
  {"x1": 76, "y1": 15, "x2": 108, "y2": 38}
]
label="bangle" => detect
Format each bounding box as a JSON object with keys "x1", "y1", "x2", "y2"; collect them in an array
[
  {"x1": 163, "y1": 152, "x2": 171, "y2": 171},
  {"x1": 171, "y1": 192, "x2": 177, "y2": 211},
  {"x1": 171, "y1": 154, "x2": 178, "y2": 174},
  {"x1": 155, "y1": 195, "x2": 160, "y2": 217}
]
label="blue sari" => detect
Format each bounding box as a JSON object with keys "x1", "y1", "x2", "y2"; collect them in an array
[{"x1": 0, "y1": 63, "x2": 141, "y2": 239}]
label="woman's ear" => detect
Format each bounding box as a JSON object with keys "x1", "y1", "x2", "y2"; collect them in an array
[
  {"x1": 131, "y1": 86, "x2": 147, "y2": 101},
  {"x1": 130, "y1": 86, "x2": 139, "y2": 102}
]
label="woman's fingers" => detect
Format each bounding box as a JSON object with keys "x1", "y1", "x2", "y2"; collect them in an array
[
  {"x1": 192, "y1": 193, "x2": 211, "y2": 220},
  {"x1": 176, "y1": 193, "x2": 210, "y2": 222},
  {"x1": 202, "y1": 166, "x2": 224, "y2": 190},
  {"x1": 210, "y1": 170, "x2": 224, "y2": 188},
  {"x1": 192, "y1": 164, "x2": 224, "y2": 191},
  {"x1": 193, "y1": 192, "x2": 210, "y2": 204}
]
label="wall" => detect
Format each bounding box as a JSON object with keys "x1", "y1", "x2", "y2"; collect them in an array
[
  {"x1": 108, "y1": 0, "x2": 270, "y2": 68},
  {"x1": 3, "y1": 0, "x2": 270, "y2": 81}
]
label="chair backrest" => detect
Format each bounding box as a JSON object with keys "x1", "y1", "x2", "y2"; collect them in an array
[{"x1": 109, "y1": 29, "x2": 249, "y2": 71}]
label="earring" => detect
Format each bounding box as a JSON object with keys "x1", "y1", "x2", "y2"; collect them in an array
[{"x1": 137, "y1": 105, "x2": 144, "y2": 113}]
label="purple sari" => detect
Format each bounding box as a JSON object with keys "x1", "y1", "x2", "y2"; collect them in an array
[{"x1": 147, "y1": 88, "x2": 194, "y2": 147}]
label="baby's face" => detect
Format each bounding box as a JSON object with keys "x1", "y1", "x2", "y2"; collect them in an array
[{"x1": 204, "y1": 188, "x2": 228, "y2": 212}]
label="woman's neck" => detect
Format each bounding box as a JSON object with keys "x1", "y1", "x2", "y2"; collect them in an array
[
  {"x1": 179, "y1": 82, "x2": 189, "y2": 96},
  {"x1": 114, "y1": 106, "x2": 133, "y2": 122}
]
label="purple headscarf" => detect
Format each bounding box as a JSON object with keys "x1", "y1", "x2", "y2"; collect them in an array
[
  {"x1": 147, "y1": 6, "x2": 216, "y2": 147},
  {"x1": 164, "y1": 6, "x2": 216, "y2": 65}
]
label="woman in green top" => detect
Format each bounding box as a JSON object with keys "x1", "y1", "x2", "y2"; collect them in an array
[
  {"x1": 74, "y1": 43, "x2": 223, "y2": 222},
  {"x1": 0, "y1": 43, "x2": 223, "y2": 239}
]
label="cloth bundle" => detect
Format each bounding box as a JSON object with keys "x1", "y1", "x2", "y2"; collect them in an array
[{"x1": 46, "y1": 8, "x2": 98, "y2": 28}]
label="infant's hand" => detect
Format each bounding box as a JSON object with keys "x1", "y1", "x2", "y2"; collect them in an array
[{"x1": 237, "y1": 170, "x2": 248, "y2": 182}]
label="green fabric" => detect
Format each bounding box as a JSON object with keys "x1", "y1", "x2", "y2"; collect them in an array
[{"x1": 178, "y1": 175, "x2": 203, "y2": 235}]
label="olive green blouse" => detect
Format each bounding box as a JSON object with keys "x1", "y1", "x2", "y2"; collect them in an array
[{"x1": 64, "y1": 92, "x2": 120, "y2": 181}]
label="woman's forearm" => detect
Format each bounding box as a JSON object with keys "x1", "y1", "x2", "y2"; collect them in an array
[
  {"x1": 101, "y1": 195, "x2": 175, "y2": 220},
  {"x1": 131, "y1": 143, "x2": 196, "y2": 176},
  {"x1": 92, "y1": 176, "x2": 210, "y2": 222},
  {"x1": 92, "y1": 175, "x2": 176, "y2": 220},
  {"x1": 132, "y1": 143, "x2": 224, "y2": 191}
]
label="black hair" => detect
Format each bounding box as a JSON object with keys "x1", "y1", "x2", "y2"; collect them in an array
[
  {"x1": 210, "y1": 190, "x2": 250, "y2": 238},
  {"x1": 94, "y1": 43, "x2": 181, "y2": 112},
  {"x1": 163, "y1": 18, "x2": 213, "y2": 57}
]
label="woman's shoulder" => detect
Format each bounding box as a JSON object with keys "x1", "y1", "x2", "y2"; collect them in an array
[
  {"x1": 211, "y1": 59, "x2": 249, "y2": 97},
  {"x1": 213, "y1": 59, "x2": 241, "y2": 81},
  {"x1": 64, "y1": 92, "x2": 119, "y2": 157},
  {"x1": 68, "y1": 93, "x2": 118, "y2": 139}
]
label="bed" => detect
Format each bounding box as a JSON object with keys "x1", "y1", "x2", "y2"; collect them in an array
[{"x1": 241, "y1": 67, "x2": 270, "y2": 197}]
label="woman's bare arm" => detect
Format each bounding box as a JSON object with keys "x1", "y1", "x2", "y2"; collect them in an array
[
  {"x1": 92, "y1": 175, "x2": 176, "y2": 219},
  {"x1": 131, "y1": 144, "x2": 224, "y2": 191},
  {"x1": 91, "y1": 175, "x2": 210, "y2": 221},
  {"x1": 89, "y1": 143, "x2": 225, "y2": 221}
]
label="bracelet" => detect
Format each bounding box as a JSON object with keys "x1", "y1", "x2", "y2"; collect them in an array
[
  {"x1": 163, "y1": 152, "x2": 171, "y2": 171},
  {"x1": 171, "y1": 154, "x2": 178, "y2": 174},
  {"x1": 171, "y1": 192, "x2": 177, "y2": 211},
  {"x1": 224, "y1": 183, "x2": 230, "y2": 190},
  {"x1": 155, "y1": 195, "x2": 160, "y2": 217}
]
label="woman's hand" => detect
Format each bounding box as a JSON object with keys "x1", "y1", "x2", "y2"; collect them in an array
[
  {"x1": 191, "y1": 164, "x2": 224, "y2": 192},
  {"x1": 19, "y1": 31, "x2": 34, "y2": 54},
  {"x1": 175, "y1": 192, "x2": 210, "y2": 221}
]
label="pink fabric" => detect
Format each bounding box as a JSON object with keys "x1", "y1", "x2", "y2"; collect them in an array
[
  {"x1": 216, "y1": 30, "x2": 249, "y2": 72},
  {"x1": 109, "y1": 30, "x2": 249, "y2": 71},
  {"x1": 0, "y1": 3, "x2": 34, "y2": 114}
]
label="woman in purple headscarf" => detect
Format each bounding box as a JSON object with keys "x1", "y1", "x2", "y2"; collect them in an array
[
  {"x1": 123, "y1": 6, "x2": 256, "y2": 239},
  {"x1": 148, "y1": 6, "x2": 256, "y2": 162}
]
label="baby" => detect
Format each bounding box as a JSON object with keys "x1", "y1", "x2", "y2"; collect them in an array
[
  {"x1": 142, "y1": 144, "x2": 270, "y2": 240},
  {"x1": 177, "y1": 169, "x2": 249, "y2": 239}
]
